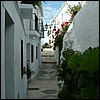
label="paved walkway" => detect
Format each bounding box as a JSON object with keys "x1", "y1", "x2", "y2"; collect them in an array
[
  {"x1": 26, "y1": 48, "x2": 59, "y2": 99},
  {"x1": 41, "y1": 48, "x2": 56, "y2": 63}
]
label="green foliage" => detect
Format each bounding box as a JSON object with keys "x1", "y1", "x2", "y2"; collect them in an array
[
  {"x1": 58, "y1": 86, "x2": 66, "y2": 99},
  {"x1": 56, "y1": 46, "x2": 99, "y2": 99},
  {"x1": 67, "y1": 2, "x2": 82, "y2": 21},
  {"x1": 77, "y1": 72, "x2": 99, "y2": 99},
  {"x1": 27, "y1": 67, "x2": 35, "y2": 79},
  {"x1": 55, "y1": 33, "x2": 64, "y2": 47},
  {"x1": 79, "y1": 47, "x2": 99, "y2": 74},
  {"x1": 62, "y1": 48, "x2": 75, "y2": 62},
  {"x1": 68, "y1": 3, "x2": 82, "y2": 15},
  {"x1": 57, "y1": 48, "x2": 75, "y2": 82},
  {"x1": 61, "y1": 25, "x2": 69, "y2": 34},
  {"x1": 54, "y1": 25, "x2": 69, "y2": 50},
  {"x1": 77, "y1": 47, "x2": 99, "y2": 99},
  {"x1": 68, "y1": 51, "x2": 81, "y2": 72}
]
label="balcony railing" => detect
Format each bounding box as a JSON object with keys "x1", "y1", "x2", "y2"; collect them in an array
[
  {"x1": 38, "y1": 19, "x2": 44, "y2": 38},
  {"x1": 29, "y1": 13, "x2": 39, "y2": 32},
  {"x1": 29, "y1": 15, "x2": 44, "y2": 38}
]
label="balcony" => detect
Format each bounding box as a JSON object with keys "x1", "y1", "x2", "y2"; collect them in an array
[
  {"x1": 29, "y1": 13, "x2": 40, "y2": 38},
  {"x1": 19, "y1": 3, "x2": 33, "y2": 19},
  {"x1": 29, "y1": 20, "x2": 44, "y2": 38},
  {"x1": 29, "y1": 30, "x2": 40, "y2": 38},
  {"x1": 29, "y1": 14, "x2": 44, "y2": 38}
]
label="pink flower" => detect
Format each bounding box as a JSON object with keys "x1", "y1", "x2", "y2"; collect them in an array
[
  {"x1": 52, "y1": 34, "x2": 54, "y2": 39},
  {"x1": 64, "y1": 21, "x2": 68, "y2": 25},
  {"x1": 53, "y1": 28, "x2": 56, "y2": 31},
  {"x1": 61, "y1": 23, "x2": 65, "y2": 29},
  {"x1": 55, "y1": 29, "x2": 60, "y2": 35}
]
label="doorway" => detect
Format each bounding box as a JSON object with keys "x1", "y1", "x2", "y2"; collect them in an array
[{"x1": 5, "y1": 10, "x2": 14, "y2": 99}]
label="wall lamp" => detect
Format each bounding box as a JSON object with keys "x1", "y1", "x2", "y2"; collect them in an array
[{"x1": 44, "y1": 23, "x2": 48, "y2": 31}]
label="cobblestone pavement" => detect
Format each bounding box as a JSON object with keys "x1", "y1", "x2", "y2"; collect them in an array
[
  {"x1": 26, "y1": 49, "x2": 59, "y2": 99},
  {"x1": 41, "y1": 48, "x2": 56, "y2": 63}
]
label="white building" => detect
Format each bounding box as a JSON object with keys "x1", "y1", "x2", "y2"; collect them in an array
[
  {"x1": 62, "y1": 1, "x2": 99, "y2": 53},
  {"x1": 1, "y1": 1, "x2": 44, "y2": 99},
  {"x1": 48, "y1": 1, "x2": 86, "y2": 47},
  {"x1": 48, "y1": 1, "x2": 86, "y2": 64},
  {"x1": 53, "y1": 1, "x2": 99, "y2": 64},
  {"x1": 19, "y1": 1, "x2": 44, "y2": 79}
]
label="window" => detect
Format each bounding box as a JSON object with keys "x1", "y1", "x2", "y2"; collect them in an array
[
  {"x1": 21, "y1": 39, "x2": 23, "y2": 78},
  {"x1": 31, "y1": 45, "x2": 34, "y2": 62},
  {"x1": 36, "y1": 46, "x2": 38, "y2": 59},
  {"x1": 35, "y1": 14, "x2": 39, "y2": 32},
  {"x1": 54, "y1": 26, "x2": 56, "y2": 29},
  {"x1": 62, "y1": 13, "x2": 63, "y2": 20}
]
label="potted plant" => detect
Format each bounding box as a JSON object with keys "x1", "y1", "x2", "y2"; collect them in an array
[{"x1": 27, "y1": 66, "x2": 35, "y2": 80}]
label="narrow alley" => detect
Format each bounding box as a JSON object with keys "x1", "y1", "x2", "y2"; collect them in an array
[
  {"x1": 26, "y1": 48, "x2": 59, "y2": 99},
  {"x1": 1, "y1": 1, "x2": 99, "y2": 99}
]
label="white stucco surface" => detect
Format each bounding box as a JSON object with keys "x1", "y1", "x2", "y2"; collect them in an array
[
  {"x1": 54, "y1": 46, "x2": 59, "y2": 65},
  {"x1": 1, "y1": 2, "x2": 6, "y2": 99},
  {"x1": 1, "y1": 1, "x2": 43, "y2": 99},
  {"x1": 63, "y1": 1, "x2": 99, "y2": 53},
  {"x1": 1, "y1": 1, "x2": 27, "y2": 99},
  {"x1": 1, "y1": 1, "x2": 43, "y2": 98}
]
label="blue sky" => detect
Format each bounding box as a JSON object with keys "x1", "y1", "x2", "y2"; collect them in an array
[
  {"x1": 41, "y1": 1, "x2": 65, "y2": 45},
  {"x1": 42, "y1": 1, "x2": 65, "y2": 25}
]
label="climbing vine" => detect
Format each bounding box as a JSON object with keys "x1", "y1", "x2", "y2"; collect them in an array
[
  {"x1": 53, "y1": 22, "x2": 70, "y2": 50},
  {"x1": 67, "y1": 2, "x2": 82, "y2": 21}
]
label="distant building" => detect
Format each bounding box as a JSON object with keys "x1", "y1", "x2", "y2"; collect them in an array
[
  {"x1": 47, "y1": 1, "x2": 86, "y2": 64},
  {"x1": 48, "y1": 1, "x2": 86, "y2": 48},
  {"x1": 1, "y1": 1, "x2": 44, "y2": 99},
  {"x1": 49, "y1": 1, "x2": 99, "y2": 65}
]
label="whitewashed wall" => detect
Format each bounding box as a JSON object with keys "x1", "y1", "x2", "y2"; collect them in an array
[
  {"x1": 53, "y1": 1, "x2": 87, "y2": 64},
  {"x1": 1, "y1": 1, "x2": 27, "y2": 99},
  {"x1": 23, "y1": 8, "x2": 42, "y2": 79},
  {"x1": 1, "y1": 2, "x2": 6, "y2": 99},
  {"x1": 54, "y1": 46, "x2": 59, "y2": 65},
  {"x1": 29, "y1": 37, "x2": 40, "y2": 79},
  {"x1": 1, "y1": 1, "x2": 43, "y2": 99},
  {"x1": 63, "y1": 1, "x2": 99, "y2": 53}
]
